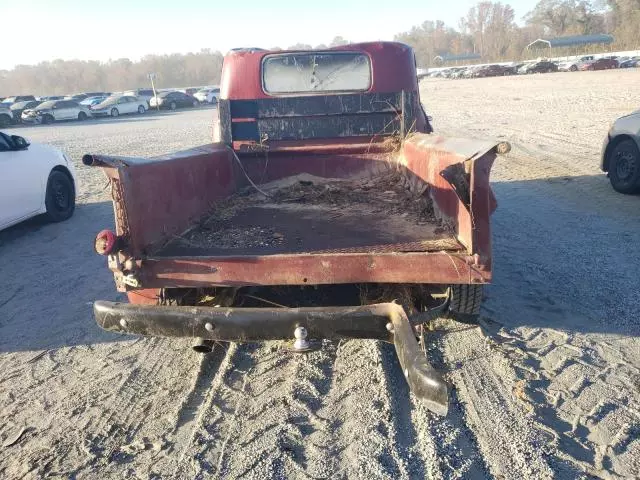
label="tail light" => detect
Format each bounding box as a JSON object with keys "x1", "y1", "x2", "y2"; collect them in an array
[{"x1": 95, "y1": 229, "x2": 118, "y2": 255}]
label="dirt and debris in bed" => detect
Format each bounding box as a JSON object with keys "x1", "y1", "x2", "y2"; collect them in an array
[{"x1": 166, "y1": 170, "x2": 448, "y2": 255}]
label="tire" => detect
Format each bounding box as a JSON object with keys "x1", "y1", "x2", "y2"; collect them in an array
[
  {"x1": 44, "y1": 171, "x2": 75, "y2": 222},
  {"x1": 110, "y1": 108, "x2": 119, "y2": 117},
  {"x1": 78, "y1": 111, "x2": 87, "y2": 121},
  {"x1": 570, "y1": 65, "x2": 577, "y2": 72},
  {"x1": 170, "y1": 101, "x2": 177, "y2": 110},
  {"x1": 0, "y1": 114, "x2": 10, "y2": 128},
  {"x1": 448, "y1": 284, "x2": 483, "y2": 323},
  {"x1": 137, "y1": 105, "x2": 145, "y2": 114},
  {"x1": 210, "y1": 97, "x2": 218, "y2": 105},
  {"x1": 42, "y1": 114, "x2": 54, "y2": 124},
  {"x1": 608, "y1": 139, "x2": 640, "y2": 194}
]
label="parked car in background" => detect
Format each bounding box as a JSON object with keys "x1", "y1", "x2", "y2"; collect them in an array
[
  {"x1": 0, "y1": 105, "x2": 13, "y2": 127},
  {"x1": 123, "y1": 89, "x2": 155, "y2": 104},
  {"x1": 558, "y1": 60, "x2": 580, "y2": 72},
  {"x1": 38, "y1": 95, "x2": 64, "y2": 101},
  {"x1": 463, "y1": 66, "x2": 482, "y2": 78},
  {"x1": 193, "y1": 87, "x2": 220, "y2": 104},
  {"x1": 149, "y1": 91, "x2": 199, "y2": 110},
  {"x1": 65, "y1": 94, "x2": 89, "y2": 102},
  {"x1": 579, "y1": 58, "x2": 618, "y2": 71},
  {"x1": 179, "y1": 87, "x2": 200, "y2": 96},
  {"x1": 22, "y1": 100, "x2": 91, "y2": 124},
  {"x1": 521, "y1": 61, "x2": 558, "y2": 74},
  {"x1": 619, "y1": 56, "x2": 640, "y2": 68},
  {"x1": 451, "y1": 67, "x2": 468, "y2": 79},
  {"x1": 1, "y1": 95, "x2": 36, "y2": 105},
  {"x1": 80, "y1": 96, "x2": 109, "y2": 108},
  {"x1": 474, "y1": 64, "x2": 512, "y2": 77},
  {"x1": 0, "y1": 131, "x2": 76, "y2": 230},
  {"x1": 601, "y1": 109, "x2": 640, "y2": 194},
  {"x1": 90, "y1": 96, "x2": 147, "y2": 117},
  {"x1": 10, "y1": 100, "x2": 42, "y2": 123}
]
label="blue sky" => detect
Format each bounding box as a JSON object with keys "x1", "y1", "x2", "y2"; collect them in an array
[{"x1": 2, "y1": 0, "x2": 536, "y2": 69}]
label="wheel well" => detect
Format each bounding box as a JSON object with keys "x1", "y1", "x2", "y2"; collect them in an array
[
  {"x1": 51, "y1": 165, "x2": 76, "y2": 194},
  {"x1": 603, "y1": 135, "x2": 639, "y2": 172}
]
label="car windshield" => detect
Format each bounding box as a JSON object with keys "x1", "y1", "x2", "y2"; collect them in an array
[
  {"x1": 263, "y1": 52, "x2": 371, "y2": 94},
  {"x1": 11, "y1": 101, "x2": 28, "y2": 108},
  {"x1": 3, "y1": 97, "x2": 17, "y2": 103},
  {"x1": 36, "y1": 101, "x2": 56, "y2": 109},
  {"x1": 99, "y1": 96, "x2": 121, "y2": 105}
]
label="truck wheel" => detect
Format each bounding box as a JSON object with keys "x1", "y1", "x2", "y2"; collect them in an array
[
  {"x1": 44, "y1": 170, "x2": 76, "y2": 222},
  {"x1": 448, "y1": 284, "x2": 483, "y2": 323},
  {"x1": 608, "y1": 139, "x2": 640, "y2": 194}
]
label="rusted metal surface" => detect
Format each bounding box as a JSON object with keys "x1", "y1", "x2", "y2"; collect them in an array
[
  {"x1": 401, "y1": 134, "x2": 506, "y2": 269},
  {"x1": 221, "y1": 42, "x2": 421, "y2": 102},
  {"x1": 86, "y1": 145, "x2": 236, "y2": 256},
  {"x1": 95, "y1": 300, "x2": 393, "y2": 341},
  {"x1": 219, "y1": 43, "x2": 429, "y2": 146},
  {"x1": 389, "y1": 305, "x2": 448, "y2": 415},
  {"x1": 139, "y1": 252, "x2": 487, "y2": 289}
]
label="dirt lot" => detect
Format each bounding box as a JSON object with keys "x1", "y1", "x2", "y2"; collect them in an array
[{"x1": 1, "y1": 69, "x2": 639, "y2": 479}]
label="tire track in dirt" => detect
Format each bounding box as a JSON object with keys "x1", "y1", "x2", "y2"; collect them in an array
[{"x1": 177, "y1": 342, "x2": 340, "y2": 479}]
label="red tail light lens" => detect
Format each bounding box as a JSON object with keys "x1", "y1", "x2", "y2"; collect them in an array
[{"x1": 95, "y1": 229, "x2": 117, "y2": 255}]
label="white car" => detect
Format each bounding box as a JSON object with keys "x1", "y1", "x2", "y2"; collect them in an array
[
  {"x1": 122, "y1": 89, "x2": 155, "y2": 105},
  {"x1": 90, "y1": 96, "x2": 147, "y2": 117},
  {"x1": 558, "y1": 61, "x2": 579, "y2": 72},
  {"x1": 193, "y1": 87, "x2": 220, "y2": 104},
  {"x1": 21, "y1": 100, "x2": 92, "y2": 124},
  {"x1": 0, "y1": 131, "x2": 76, "y2": 230}
]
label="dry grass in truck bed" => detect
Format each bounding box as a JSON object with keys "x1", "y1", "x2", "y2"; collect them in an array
[{"x1": 166, "y1": 170, "x2": 448, "y2": 254}]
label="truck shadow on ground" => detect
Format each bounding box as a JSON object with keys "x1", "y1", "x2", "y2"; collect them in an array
[
  {"x1": 0, "y1": 200, "x2": 124, "y2": 353},
  {"x1": 485, "y1": 173, "x2": 639, "y2": 336}
]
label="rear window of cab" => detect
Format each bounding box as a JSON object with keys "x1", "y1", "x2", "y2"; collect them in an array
[{"x1": 262, "y1": 52, "x2": 371, "y2": 95}]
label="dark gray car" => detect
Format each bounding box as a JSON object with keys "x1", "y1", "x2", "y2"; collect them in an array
[{"x1": 601, "y1": 109, "x2": 640, "y2": 193}]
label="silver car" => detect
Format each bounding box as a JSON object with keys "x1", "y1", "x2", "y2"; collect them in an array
[{"x1": 601, "y1": 109, "x2": 640, "y2": 193}]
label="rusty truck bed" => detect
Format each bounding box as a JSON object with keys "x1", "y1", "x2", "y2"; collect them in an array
[{"x1": 154, "y1": 171, "x2": 463, "y2": 257}]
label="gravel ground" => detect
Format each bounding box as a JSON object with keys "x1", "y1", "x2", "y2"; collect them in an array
[{"x1": 1, "y1": 70, "x2": 639, "y2": 479}]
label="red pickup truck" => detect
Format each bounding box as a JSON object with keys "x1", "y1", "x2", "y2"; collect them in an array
[{"x1": 85, "y1": 42, "x2": 508, "y2": 415}]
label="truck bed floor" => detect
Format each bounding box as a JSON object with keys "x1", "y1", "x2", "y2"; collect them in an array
[{"x1": 154, "y1": 173, "x2": 462, "y2": 257}]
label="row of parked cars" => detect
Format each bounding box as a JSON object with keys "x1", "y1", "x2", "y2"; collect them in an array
[
  {"x1": 425, "y1": 55, "x2": 640, "y2": 80},
  {"x1": 0, "y1": 86, "x2": 221, "y2": 127}
]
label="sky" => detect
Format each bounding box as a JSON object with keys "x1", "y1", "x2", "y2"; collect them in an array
[{"x1": 1, "y1": 0, "x2": 536, "y2": 70}]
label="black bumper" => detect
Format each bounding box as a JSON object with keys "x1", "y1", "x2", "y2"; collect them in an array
[{"x1": 94, "y1": 300, "x2": 449, "y2": 415}]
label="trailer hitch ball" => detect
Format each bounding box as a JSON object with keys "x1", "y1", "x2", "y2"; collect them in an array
[{"x1": 293, "y1": 326, "x2": 310, "y2": 351}]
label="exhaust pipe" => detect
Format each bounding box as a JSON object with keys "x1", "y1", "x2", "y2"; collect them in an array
[{"x1": 193, "y1": 338, "x2": 215, "y2": 353}]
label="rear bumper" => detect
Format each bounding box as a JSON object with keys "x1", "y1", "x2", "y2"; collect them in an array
[
  {"x1": 94, "y1": 300, "x2": 449, "y2": 415},
  {"x1": 96, "y1": 300, "x2": 394, "y2": 341}
]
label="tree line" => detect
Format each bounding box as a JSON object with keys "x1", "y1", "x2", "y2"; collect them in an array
[
  {"x1": 396, "y1": 0, "x2": 640, "y2": 66},
  {"x1": 0, "y1": 1, "x2": 638, "y2": 96}
]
